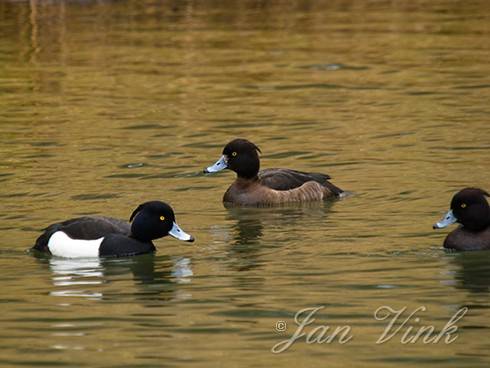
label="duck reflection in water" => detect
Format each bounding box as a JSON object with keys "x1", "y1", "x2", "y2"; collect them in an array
[
  {"x1": 33, "y1": 253, "x2": 193, "y2": 302},
  {"x1": 449, "y1": 252, "x2": 490, "y2": 293},
  {"x1": 225, "y1": 201, "x2": 335, "y2": 273},
  {"x1": 48, "y1": 257, "x2": 104, "y2": 300}
]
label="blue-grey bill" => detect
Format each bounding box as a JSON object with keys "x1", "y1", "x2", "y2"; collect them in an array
[
  {"x1": 169, "y1": 222, "x2": 195, "y2": 242},
  {"x1": 433, "y1": 210, "x2": 457, "y2": 229},
  {"x1": 204, "y1": 155, "x2": 227, "y2": 173}
]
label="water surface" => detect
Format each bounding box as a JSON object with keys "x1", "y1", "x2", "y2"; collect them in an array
[{"x1": 1, "y1": 1, "x2": 490, "y2": 367}]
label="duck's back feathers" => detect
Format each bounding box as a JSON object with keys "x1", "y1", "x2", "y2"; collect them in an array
[
  {"x1": 34, "y1": 216, "x2": 130, "y2": 252},
  {"x1": 258, "y1": 168, "x2": 343, "y2": 196},
  {"x1": 258, "y1": 168, "x2": 330, "y2": 190}
]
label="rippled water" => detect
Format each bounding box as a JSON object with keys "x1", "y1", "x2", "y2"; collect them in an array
[{"x1": 1, "y1": 1, "x2": 490, "y2": 367}]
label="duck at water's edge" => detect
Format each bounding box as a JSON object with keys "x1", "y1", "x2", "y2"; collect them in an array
[
  {"x1": 204, "y1": 138, "x2": 344, "y2": 206},
  {"x1": 32, "y1": 201, "x2": 194, "y2": 258}
]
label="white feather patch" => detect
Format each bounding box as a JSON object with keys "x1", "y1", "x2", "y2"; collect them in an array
[{"x1": 48, "y1": 231, "x2": 103, "y2": 258}]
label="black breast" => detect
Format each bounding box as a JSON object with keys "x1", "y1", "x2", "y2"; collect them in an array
[{"x1": 99, "y1": 234, "x2": 156, "y2": 257}]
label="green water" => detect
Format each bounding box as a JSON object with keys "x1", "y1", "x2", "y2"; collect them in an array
[{"x1": 0, "y1": 1, "x2": 489, "y2": 367}]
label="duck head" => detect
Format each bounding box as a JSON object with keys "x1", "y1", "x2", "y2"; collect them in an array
[
  {"x1": 129, "y1": 201, "x2": 194, "y2": 242},
  {"x1": 204, "y1": 138, "x2": 261, "y2": 179},
  {"x1": 433, "y1": 188, "x2": 490, "y2": 232}
]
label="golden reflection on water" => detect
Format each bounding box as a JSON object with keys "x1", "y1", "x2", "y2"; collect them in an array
[{"x1": 0, "y1": 1, "x2": 490, "y2": 367}]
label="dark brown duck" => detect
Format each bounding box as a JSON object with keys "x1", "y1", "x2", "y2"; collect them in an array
[
  {"x1": 433, "y1": 188, "x2": 490, "y2": 251},
  {"x1": 203, "y1": 138, "x2": 344, "y2": 206}
]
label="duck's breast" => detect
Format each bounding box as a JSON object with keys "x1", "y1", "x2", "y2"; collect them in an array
[
  {"x1": 444, "y1": 227, "x2": 490, "y2": 251},
  {"x1": 99, "y1": 234, "x2": 155, "y2": 257}
]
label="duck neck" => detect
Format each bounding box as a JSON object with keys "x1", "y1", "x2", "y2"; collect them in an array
[
  {"x1": 462, "y1": 208, "x2": 490, "y2": 232},
  {"x1": 130, "y1": 218, "x2": 156, "y2": 243},
  {"x1": 232, "y1": 155, "x2": 260, "y2": 180},
  {"x1": 235, "y1": 175, "x2": 259, "y2": 187},
  {"x1": 129, "y1": 232, "x2": 153, "y2": 244}
]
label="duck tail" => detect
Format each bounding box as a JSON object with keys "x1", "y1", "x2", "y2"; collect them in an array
[
  {"x1": 324, "y1": 181, "x2": 344, "y2": 197},
  {"x1": 32, "y1": 224, "x2": 59, "y2": 252}
]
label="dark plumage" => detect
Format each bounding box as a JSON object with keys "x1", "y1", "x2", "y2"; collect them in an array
[
  {"x1": 433, "y1": 188, "x2": 490, "y2": 251},
  {"x1": 32, "y1": 201, "x2": 194, "y2": 258},
  {"x1": 204, "y1": 138, "x2": 344, "y2": 206},
  {"x1": 33, "y1": 216, "x2": 130, "y2": 252}
]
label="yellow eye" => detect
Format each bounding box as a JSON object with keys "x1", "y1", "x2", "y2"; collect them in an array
[
  {"x1": 232, "y1": 152, "x2": 237, "y2": 157},
  {"x1": 160, "y1": 216, "x2": 165, "y2": 221},
  {"x1": 461, "y1": 203, "x2": 467, "y2": 209}
]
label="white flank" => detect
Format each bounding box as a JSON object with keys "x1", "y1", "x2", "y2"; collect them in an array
[{"x1": 47, "y1": 231, "x2": 103, "y2": 258}]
